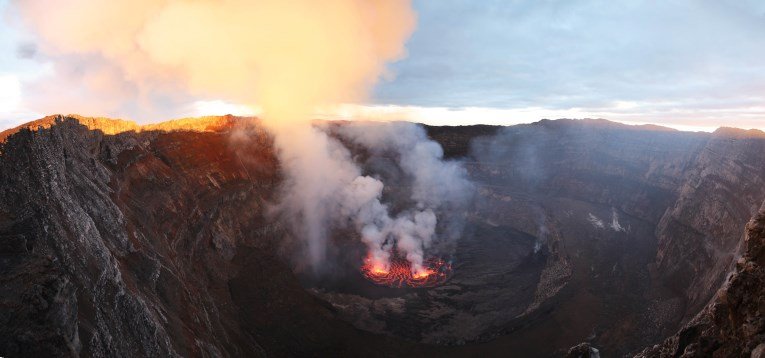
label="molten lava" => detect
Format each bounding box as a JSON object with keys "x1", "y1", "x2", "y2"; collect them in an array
[{"x1": 361, "y1": 255, "x2": 452, "y2": 288}]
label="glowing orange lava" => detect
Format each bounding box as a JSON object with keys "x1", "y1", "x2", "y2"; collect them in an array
[{"x1": 361, "y1": 255, "x2": 452, "y2": 288}]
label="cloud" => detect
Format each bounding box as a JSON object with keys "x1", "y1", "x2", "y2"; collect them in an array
[
  {"x1": 0, "y1": 74, "x2": 38, "y2": 128},
  {"x1": 3, "y1": 0, "x2": 765, "y2": 131},
  {"x1": 0, "y1": 74, "x2": 20, "y2": 109},
  {"x1": 9, "y1": 0, "x2": 416, "y2": 124},
  {"x1": 371, "y1": 0, "x2": 765, "y2": 128}
]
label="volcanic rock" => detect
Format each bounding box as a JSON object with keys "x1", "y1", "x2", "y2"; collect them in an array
[{"x1": 634, "y1": 201, "x2": 765, "y2": 357}]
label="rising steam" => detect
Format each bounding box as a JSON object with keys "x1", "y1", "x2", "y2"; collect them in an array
[
  {"x1": 11, "y1": 0, "x2": 471, "y2": 274},
  {"x1": 334, "y1": 122, "x2": 474, "y2": 272}
]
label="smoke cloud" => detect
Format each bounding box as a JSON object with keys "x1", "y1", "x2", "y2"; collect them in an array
[
  {"x1": 12, "y1": 0, "x2": 415, "y2": 121},
  {"x1": 275, "y1": 121, "x2": 473, "y2": 274},
  {"x1": 334, "y1": 122, "x2": 474, "y2": 271},
  {"x1": 11, "y1": 0, "x2": 471, "y2": 274}
]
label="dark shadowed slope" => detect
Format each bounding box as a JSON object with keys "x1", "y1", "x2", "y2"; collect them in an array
[
  {"x1": 636, "y1": 201, "x2": 765, "y2": 357},
  {"x1": 425, "y1": 119, "x2": 765, "y2": 355}
]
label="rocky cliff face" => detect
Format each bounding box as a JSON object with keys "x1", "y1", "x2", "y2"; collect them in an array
[
  {"x1": 1, "y1": 115, "x2": 764, "y2": 357},
  {"x1": 654, "y1": 128, "x2": 765, "y2": 320},
  {"x1": 637, "y1": 201, "x2": 765, "y2": 357},
  {"x1": 0, "y1": 116, "x2": 279, "y2": 356},
  {"x1": 0, "y1": 114, "x2": 241, "y2": 143}
]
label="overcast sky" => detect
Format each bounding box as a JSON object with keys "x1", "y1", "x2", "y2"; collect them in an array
[{"x1": 3, "y1": 0, "x2": 765, "y2": 131}]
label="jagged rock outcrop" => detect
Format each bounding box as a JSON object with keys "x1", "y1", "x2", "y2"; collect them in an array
[
  {"x1": 0, "y1": 114, "x2": 243, "y2": 143},
  {"x1": 566, "y1": 342, "x2": 601, "y2": 358},
  {"x1": 0, "y1": 115, "x2": 278, "y2": 356},
  {"x1": 637, "y1": 201, "x2": 765, "y2": 357}
]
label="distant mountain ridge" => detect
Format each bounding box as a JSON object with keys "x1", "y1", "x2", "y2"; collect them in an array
[
  {"x1": 0, "y1": 114, "x2": 250, "y2": 143},
  {"x1": 4, "y1": 114, "x2": 765, "y2": 145}
]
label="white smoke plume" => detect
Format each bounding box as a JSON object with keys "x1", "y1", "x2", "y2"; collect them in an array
[
  {"x1": 336, "y1": 122, "x2": 474, "y2": 212},
  {"x1": 331, "y1": 122, "x2": 474, "y2": 273},
  {"x1": 275, "y1": 121, "x2": 473, "y2": 274},
  {"x1": 10, "y1": 0, "x2": 416, "y2": 122},
  {"x1": 10, "y1": 0, "x2": 472, "y2": 273}
]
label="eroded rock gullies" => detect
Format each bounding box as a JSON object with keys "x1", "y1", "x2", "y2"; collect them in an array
[
  {"x1": 654, "y1": 128, "x2": 765, "y2": 321},
  {"x1": 0, "y1": 116, "x2": 279, "y2": 356},
  {"x1": 637, "y1": 201, "x2": 765, "y2": 357}
]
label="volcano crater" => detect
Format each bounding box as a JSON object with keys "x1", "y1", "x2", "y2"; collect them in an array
[{"x1": 305, "y1": 222, "x2": 543, "y2": 345}]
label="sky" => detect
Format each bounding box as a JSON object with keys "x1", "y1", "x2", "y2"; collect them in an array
[{"x1": 2, "y1": 0, "x2": 765, "y2": 131}]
